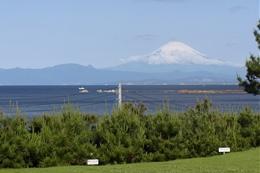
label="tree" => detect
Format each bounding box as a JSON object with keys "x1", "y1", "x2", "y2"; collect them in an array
[{"x1": 238, "y1": 21, "x2": 260, "y2": 95}]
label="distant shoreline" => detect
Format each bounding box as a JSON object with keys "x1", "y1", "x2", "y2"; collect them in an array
[
  {"x1": 0, "y1": 83, "x2": 239, "y2": 86},
  {"x1": 177, "y1": 89, "x2": 245, "y2": 94}
]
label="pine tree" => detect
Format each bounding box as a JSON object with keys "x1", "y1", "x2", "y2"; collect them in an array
[{"x1": 238, "y1": 21, "x2": 260, "y2": 95}]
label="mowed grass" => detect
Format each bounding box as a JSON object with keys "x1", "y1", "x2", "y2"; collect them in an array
[{"x1": 1, "y1": 148, "x2": 259, "y2": 173}]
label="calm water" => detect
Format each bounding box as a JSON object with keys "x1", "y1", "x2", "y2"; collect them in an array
[{"x1": 0, "y1": 85, "x2": 259, "y2": 116}]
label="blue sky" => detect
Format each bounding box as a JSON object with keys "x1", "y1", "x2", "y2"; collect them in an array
[{"x1": 0, "y1": 0, "x2": 259, "y2": 69}]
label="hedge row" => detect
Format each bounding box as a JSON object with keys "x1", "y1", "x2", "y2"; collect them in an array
[{"x1": 0, "y1": 99, "x2": 259, "y2": 168}]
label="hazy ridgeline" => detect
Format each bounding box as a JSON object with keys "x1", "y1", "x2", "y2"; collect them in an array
[{"x1": 0, "y1": 99, "x2": 259, "y2": 168}]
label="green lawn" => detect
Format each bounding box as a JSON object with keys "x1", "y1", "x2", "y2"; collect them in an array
[{"x1": 1, "y1": 148, "x2": 260, "y2": 173}]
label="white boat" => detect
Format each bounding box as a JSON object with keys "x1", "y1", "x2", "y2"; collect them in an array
[
  {"x1": 103, "y1": 89, "x2": 116, "y2": 93},
  {"x1": 78, "y1": 87, "x2": 85, "y2": 90},
  {"x1": 79, "y1": 89, "x2": 88, "y2": 93},
  {"x1": 96, "y1": 89, "x2": 103, "y2": 93},
  {"x1": 96, "y1": 89, "x2": 116, "y2": 93},
  {"x1": 79, "y1": 87, "x2": 88, "y2": 93}
]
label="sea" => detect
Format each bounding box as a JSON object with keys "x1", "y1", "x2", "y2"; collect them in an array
[{"x1": 0, "y1": 85, "x2": 259, "y2": 116}]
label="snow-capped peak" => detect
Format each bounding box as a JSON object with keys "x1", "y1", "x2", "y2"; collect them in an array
[{"x1": 122, "y1": 41, "x2": 224, "y2": 65}]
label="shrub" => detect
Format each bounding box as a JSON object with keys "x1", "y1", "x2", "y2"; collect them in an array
[{"x1": 0, "y1": 101, "x2": 259, "y2": 168}]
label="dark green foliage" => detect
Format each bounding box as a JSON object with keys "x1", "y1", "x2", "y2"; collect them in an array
[
  {"x1": 96, "y1": 103, "x2": 145, "y2": 164},
  {"x1": 238, "y1": 20, "x2": 260, "y2": 95},
  {"x1": 238, "y1": 108, "x2": 259, "y2": 147},
  {"x1": 0, "y1": 101, "x2": 259, "y2": 168},
  {"x1": 254, "y1": 21, "x2": 260, "y2": 49}
]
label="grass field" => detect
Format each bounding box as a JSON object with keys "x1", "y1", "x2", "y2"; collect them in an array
[{"x1": 0, "y1": 148, "x2": 259, "y2": 173}]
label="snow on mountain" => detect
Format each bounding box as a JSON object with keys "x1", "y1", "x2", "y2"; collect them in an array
[{"x1": 122, "y1": 41, "x2": 224, "y2": 65}]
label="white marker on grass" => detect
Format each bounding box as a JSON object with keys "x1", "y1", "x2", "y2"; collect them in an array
[
  {"x1": 87, "y1": 159, "x2": 99, "y2": 165},
  {"x1": 218, "y1": 147, "x2": 230, "y2": 154}
]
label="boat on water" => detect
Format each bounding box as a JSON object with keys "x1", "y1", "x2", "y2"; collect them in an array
[
  {"x1": 104, "y1": 89, "x2": 116, "y2": 93},
  {"x1": 79, "y1": 89, "x2": 88, "y2": 93},
  {"x1": 97, "y1": 89, "x2": 103, "y2": 93},
  {"x1": 79, "y1": 87, "x2": 88, "y2": 93},
  {"x1": 96, "y1": 89, "x2": 116, "y2": 93}
]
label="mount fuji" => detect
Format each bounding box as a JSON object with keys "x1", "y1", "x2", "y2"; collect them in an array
[
  {"x1": 112, "y1": 41, "x2": 242, "y2": 73},
  {"x1": 122, "y1": 41, "x2": 225, "y2": 65},
  {"x1": 108, "y1": 41, "x2": 245, "y2": 84}
]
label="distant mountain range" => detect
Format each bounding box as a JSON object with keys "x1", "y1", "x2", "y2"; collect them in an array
[{"x1": 0, "y1": 42, "x2": 245, "y2": 85}]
